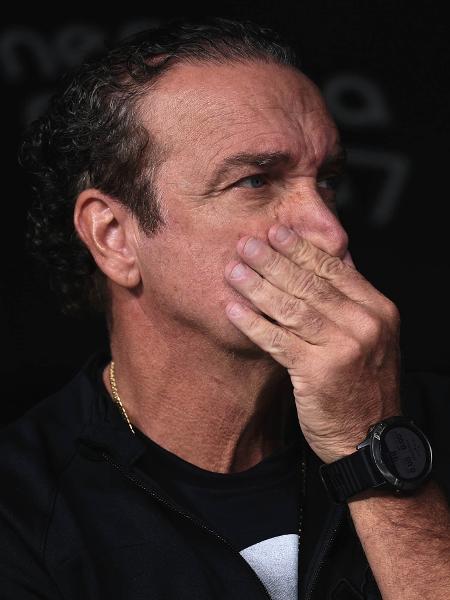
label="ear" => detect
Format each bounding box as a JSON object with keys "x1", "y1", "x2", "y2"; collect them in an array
[{"x1": 73, "y1": 189, "x2": 141, "y2": 289}]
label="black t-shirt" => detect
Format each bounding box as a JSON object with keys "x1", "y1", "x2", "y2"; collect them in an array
[{"x1": 94, "y1": 360, "x2": 303, "y2": 600}]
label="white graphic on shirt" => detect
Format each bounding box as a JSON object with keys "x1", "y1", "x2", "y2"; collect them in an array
[{"x1": 239, "y1": 533, "x2": 299, "y2": 600}]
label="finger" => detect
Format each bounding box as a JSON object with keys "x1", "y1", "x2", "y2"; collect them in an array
[
  {"x1": 343, "y1": 250, "x2": 356, "y2": 268},
  {"x1": 235, "y1": 235, "x2": 355, "y2": 320},
  {"x1": 224, "y1": 261, "x2": 337, "y2": 345},
  {"x1": 238, "y1": 227, "x2": 389, "y2": 310},
  {"x1": 224, "y1": 300, "x2": 307, "y2": 369}
]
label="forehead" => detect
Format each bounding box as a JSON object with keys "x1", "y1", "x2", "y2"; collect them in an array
[{"x1": 138, "y1": 60, "x2": 339, "y2": 170}]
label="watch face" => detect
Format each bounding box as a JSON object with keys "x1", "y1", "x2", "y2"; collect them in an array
[{"x1": 381, "y1": 426, "x2": 428, "y2": 480}]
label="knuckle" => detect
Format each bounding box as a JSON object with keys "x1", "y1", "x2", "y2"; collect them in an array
[
  {"x1": 269, "y1": 327, "x2": 287, "y2": 351},
  {"x1": 363, "y1": 315, "x2": 383, "y2": 340},
  {"x1": 342, "y1": 337, "x2": 365, "y2": 359},
  {"x1": 306, "y1": 312, "x2": 325, "y2": 336},
  {"x1": 291, "y1": 238, "x2": 313, "y2": 263},
  {"x1": 265, "y1": 250, "x2": 284, "y2": 274},
  {"x1": 249, "y1": 274, "x2": 265, "y2": 294},
  {"x1": 384, "y1": 299, "x2": 401, "y2": 326},
  {"x1": 314, "y1": 281, "x2": 335, "y2": 303},
  {"x1": 278, "y1": 295, "x2": 300, "y2": 321},
  {"x1": 283, "y1": 349, "x2": 298, "y2": 369},
  {"x1": 247, "y1": 313, "x2": 261, "y2": 330},
  {"x1": 291, "y1": 270, "x2": 316, "y2": 297},
  {"x1": 317, "y1": 255, "x2": 344, "y2": 278}
]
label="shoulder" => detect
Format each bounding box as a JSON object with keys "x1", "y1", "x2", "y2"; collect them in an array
[{"x1": 0, "y1": 350, "x2": 107, "y2": 548}]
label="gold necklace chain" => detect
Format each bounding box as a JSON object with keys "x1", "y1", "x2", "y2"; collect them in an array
[
  {"x1": 108, "y1": 360, "x2": 136, "y2": 435},
  {"x1": 108, "y1": 359, "x2": 305, "y2": 553}
]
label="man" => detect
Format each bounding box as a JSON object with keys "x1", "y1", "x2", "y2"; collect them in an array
[{"x1": 2, "y1": 16, "x2": 449, "y2": 600}]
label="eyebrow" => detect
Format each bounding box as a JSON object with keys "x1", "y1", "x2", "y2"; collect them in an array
[{"x1": 208, "y1": 144, "x2": 347, "y2": 188}]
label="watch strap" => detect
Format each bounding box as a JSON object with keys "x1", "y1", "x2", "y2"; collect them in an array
[{"x1": 319, "y1": 444, "x2": 386, "y2": 503}]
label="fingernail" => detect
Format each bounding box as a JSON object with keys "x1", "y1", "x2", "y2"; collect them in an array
[
  {"x1": 275, "y1": 225, "x2": 292, "y2": 242},
  {"x1": 230, "y1": 263, "x2": 247, "y2": 279},
  {"x1": 343, "y1": 250, "x2": 355, "y2": 267},
  {"x1": 227, "y1": 302, "x2": 244, "y2": 318},
  {"x1": 243, "y1": 237, "x2": 262, "y2": 257}
]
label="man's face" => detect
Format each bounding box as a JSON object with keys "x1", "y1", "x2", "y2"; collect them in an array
[{"x1": 132, "y1": 59, "x2": 349, "y2": 353}]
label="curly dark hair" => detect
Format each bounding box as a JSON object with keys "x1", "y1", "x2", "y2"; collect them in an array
[{"x1": 18, "y1": 16, "x2": 299, "y2": 328}]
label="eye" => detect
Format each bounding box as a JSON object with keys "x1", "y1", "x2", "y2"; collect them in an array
[
  {"x1": 234, "y1": 174, "x2": 269, "y2": 189},
  {"x1": 317, "y1": 174, "x2": 343, "y2": 192}
]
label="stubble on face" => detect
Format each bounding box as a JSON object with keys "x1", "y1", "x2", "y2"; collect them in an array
[{"x1": 129, "y1": 59, "x2": 342, "y2": 354}]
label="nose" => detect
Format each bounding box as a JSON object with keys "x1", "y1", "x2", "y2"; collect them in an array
[{"x1": 275, "y1": 188, "x2": 349, "y2": 260}]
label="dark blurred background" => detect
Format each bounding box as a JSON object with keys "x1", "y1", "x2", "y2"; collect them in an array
[{"x1": 1, "y1": 3, "x2": 449, "y2": 425}]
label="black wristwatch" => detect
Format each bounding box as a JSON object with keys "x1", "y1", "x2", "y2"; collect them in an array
[{"x1": 319, "y1": 415, "x2": 433, "y2": 503}]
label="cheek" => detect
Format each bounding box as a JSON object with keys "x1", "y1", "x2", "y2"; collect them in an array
[
  {"x1": 137, "y1": 209, "x2": 273, "y2": 311},
  {"x1": 138, "y1": 233, "x2": 233, "y2": 303},
  {"x1": 183, "y1": 238, "x2": 234, "y2": 294}
]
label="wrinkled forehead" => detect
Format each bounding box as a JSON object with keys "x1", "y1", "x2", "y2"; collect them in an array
[{"x1": 138, "y1": 60, "x2": 339, "y2": 169}]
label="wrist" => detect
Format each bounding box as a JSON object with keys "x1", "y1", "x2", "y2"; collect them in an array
[
  {"x1": 319, "y1": 411, "x2": 405, "y2": 464},
  {"x1": 319, "y1": 416, "x2": 433, "y2": 504}
]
